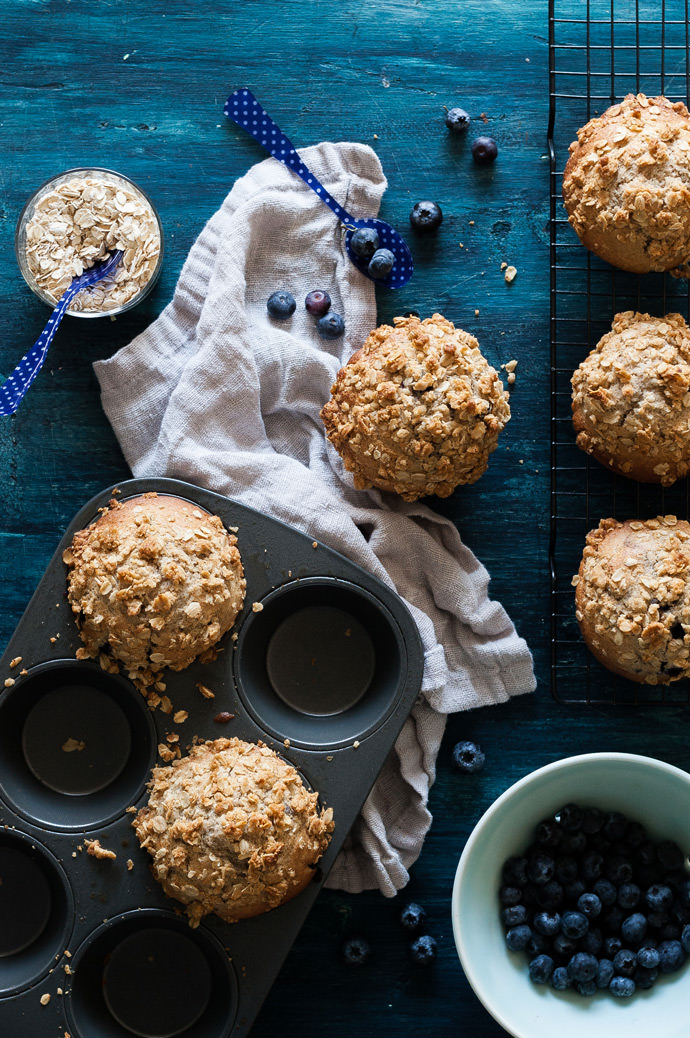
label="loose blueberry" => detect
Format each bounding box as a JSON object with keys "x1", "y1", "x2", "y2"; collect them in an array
[
  {"x1": 501, "y1": 904, "x2": 528, "y2": 928},
  {"x1": 528, "y1": 853, "x2": 556, "y2": 886},
  {"x1": 577, "y1": 892, "x2": 602, "y2": 919},
  {"x1": 581, "y1": 850, "x2": 604, "y2": 882},
  {"x1": 561, "y1": 910, "x2": 589, "y2": 940},
  {"x1": 317, "y1": 313, "x2": 345, "y2": 339},
  {"x1": 551, "y1": 965, "x2": 571, "y2": 991},
  {"x1": 576, "y1": 979, "x2": 598, "y2": 997},
  {"x1": 609, "y1": 975, "x2": 635, "y2": 998},
  {"x1": 367, "y1": 248, "x2": 395, "y2": 279},
  {"x1": 528, "y1": 954, "x2": 554, "y2": 985},
  {"x1": 646, "y1": 884, "x2": 674, "y2": 913},
  {"x1": 502, "y1": 856, "x2": 529, "y2": 886},
  {"x1": 471, "y1": 135, "x2": 498, "y2": 164},
  {"x1": 612, "y1": 948, "x2": 637, "y2": 977},
  {"x1": 580, "y1": 927, "x2": 604, "y2": 956},
  {"x1": 409, "y1": 200, "x2": 443, "y2": 232},
  {"x1": 266, "y1": 290, "x2": 296, "y2": 320},
  {"x1": 604, "y1": 935, "x2": 623, "y2": 960},
  {"x1": 499, "y1": 884, "x2": 523, "y2": 907},
  {"x1": 400, "y1": 901, "x2": 427, "y2": 932},
  {"x1": 410, "y1": 934, "x2": 437, "y2": 966},
  {"x1": 566, "y1": 952, "x2": 598, "y2": 983},
  {"x1": 552, "y1": 933, "x2": 579, "y2": 959},
  {"x1": 451, "y1": 740, "x2": 485, "y2": 774},
  {"x1": 535, "y1": 880, "x2": 563, "y2": 910},
  {"x1": 350, "y1": 227, "x2": 380, "y2": 259},
  {"x1": 637, "y1": 945, "x2": 660, "y2": 969},
  {"x1": 305, "y1": 290, "x2": 331, "y2": 316},
  {"x1": 657, "y1": 939, "x2": 685, "y2": 973},
  {"x1": 554, "y1": 856, "x2": 578, "y2": 885},
  {"x1": 342, "y1": 936, "x2": 371, "y2": 966},
  {"x1": 535, "y1": 819, "x2": 563, "y2": 848},
  {"x1": 633, "y1": 965, "x2": 658, "y2": 990},
  {"x1": 505, "y1": 925, "x2": 532, "y2": 952},
  {"x1": 558, "y1": 803, "x2": 584, "y2": 831},
  {"x1": 445, "y1": 106, "x2": 470, "y2": 133},
  {"x1": 621, "y1": 912, "x2": 647, "y2": 946},
  {"x1": 533, "y1": 911, "x2": 561, "y2": 937}
]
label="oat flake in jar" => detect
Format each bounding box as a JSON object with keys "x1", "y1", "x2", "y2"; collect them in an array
[{"x1": 15, "y1": 167, "x2": 163, "y2": 317}]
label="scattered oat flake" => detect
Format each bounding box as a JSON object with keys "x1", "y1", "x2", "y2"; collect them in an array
[
  {"x1": 85, "y1": 839, "x2": 116, "y2": 861},
  {"x1": 158, "y1": 743, "x2": 175, "y2": 762},
  {"x1": 173, "y1": 710, "x2": 188, "y2": 724},
  {"x1": 251, "y1": 602, "x2": 264, "y2": 613},
  {"x1": 196, "y1": 682, "x2": 215, "y2": 699},
  {"x1": 507, "y1": 372, "x2": 516, "y2": 385},
  {"x1": 500, "y1": 261, "x2": 507, "y2": 270},
  {"x1": 62, "y1": 737, "x2": 85, "y2": 753},
  {"x1": 127, "y1": 859, "x2": 134, "y2": 871},
  {"x1": 474, "y1": 309, "x2": 480, "y2": 317},
  {"x1": 312, "y1": 541, "x2": 318, "y2": 549},
  {"x1": 9, "y1": 657, "x2": 21, "y2": 668},
  {"x1": 40, "y1": 993, "x2": 51, "y2": 1006},
  {"x1": 4, "y1": 678, "x2": 15, "y2": 688},
  {"x1": 353, "y1": 740, "x2": 360, "y2": 749},
  {"x1": 64, "y1": 964, "x2": 72, "y2": 975},
  {"x1": 166, "y1": 732, "x2": 179, "y2": 744},
  {"x1": 159, "y1": 696, "x2": 173, "y2": 714},
  {"x1": 284, "y1": 738, "x2": 290, "y2": 748}
]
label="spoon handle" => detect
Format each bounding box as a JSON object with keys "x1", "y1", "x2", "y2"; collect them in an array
[
  {"x1": 225, "y1": 88, "x2": 357, "y2": 227},
  {"x1": 0, "y1": 250, "x2": 123, "y2": 416}
]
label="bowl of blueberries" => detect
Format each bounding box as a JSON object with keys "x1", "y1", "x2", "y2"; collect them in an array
[{"x1": 451, "y1": 752, "x2": 690, "y2": 1038}]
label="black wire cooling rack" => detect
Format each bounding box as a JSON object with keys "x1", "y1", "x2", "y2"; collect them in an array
[{"x1": 548, "y1": 0, "x2": 690, "y2": 704}]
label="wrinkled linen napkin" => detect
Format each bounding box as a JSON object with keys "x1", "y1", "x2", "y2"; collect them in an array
[{"x1": 94, "y1": 141, "x2": 536, "y2": 896}]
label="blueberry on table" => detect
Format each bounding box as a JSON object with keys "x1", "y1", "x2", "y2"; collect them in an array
[
  {"x1": 636, "y1": 945, "x2": 660, "y2": 969},
  {"x1": 566, "y1": 952, "x2": 598, "y2": 984},
  {"x1": 451, "y1": 740, "x2": 485, "y2": 773},
  {"x1": 266, "y1": 290, "x2": 296, "y2": 319},
  {"x1": 342, "y1": 936, "x2": 371, "y2": 966},
  {"x1": 620, "y1": 912, "x2": 647, "y2": 946},
  {"x1": 305, "y1": 290, "x2": 331, "y2": 316},
  {"x1": 400, "y1": 901, "x2": 427, "y2": 932},
  {"x1": 577, "y1": 892, "x2": 602, "y2": 919},
  {"x1": 350, "y1": 227, "x2": 380, "y2": 259},
  {"x1": 317, "y1": 313, "x2": 345, "y2": 339},
  {"x1": 561, "y1": 910, "x2": 589, "y2": 940},
  {"x1": 596, "y1": 958, "x2": 615, "y2": 989},
  {"x1": 444, "y1": 106, "x2": 470, "y2": 133},
  {"x1": 612, "y1": 947, "x2": 637, "y2": 977},
  {"x1": 471, "y1": 135, "x2": 498, "y2": 164},
  {"x1": 409, "y1": 934, "x2": 437, "y2": 965},
  {"x1": 409, "y1": 200, "x2": 443, "y2": 232},
  {"x1": 367, "y1": 248, "x2": 395, "y2": 279},
  {"x1": 550, "y1": 965, "x2": 571, "y2": 990},
  {"x1": 505, "y1": 924, "x2": 532, "y2": 952}
]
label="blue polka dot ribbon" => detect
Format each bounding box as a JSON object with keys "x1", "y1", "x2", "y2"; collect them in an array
[
  {"x1": 0, "y1": 249, "x2": 123, "y2": 416},
  {"x1": 224, "y1": 88, "x2": 413, "y2": 289}
]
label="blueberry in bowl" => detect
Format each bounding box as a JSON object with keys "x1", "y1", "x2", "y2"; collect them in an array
[{"x1": 452, "y1": 753, "x2": 690, "y2": 1038}]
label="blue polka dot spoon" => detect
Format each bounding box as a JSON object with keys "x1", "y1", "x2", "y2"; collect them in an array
[
  {"x1": 224, "y1": 88, "x2": 413, "y2": 289},
  {"x1": 0, "y1": 249, "x2": 124, "y2": 416}
]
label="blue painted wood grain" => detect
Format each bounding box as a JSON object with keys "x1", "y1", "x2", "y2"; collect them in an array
[{"x1": 1, "y1": 1, "x2": 687, "y2": 1035}]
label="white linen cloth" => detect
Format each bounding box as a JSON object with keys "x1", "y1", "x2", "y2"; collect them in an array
[{"x1": 94, "y1": 141, "x2": 536, "y2": 896}]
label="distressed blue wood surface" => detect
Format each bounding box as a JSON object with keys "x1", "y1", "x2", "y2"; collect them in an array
[{"x1": 1, "y1": 1, "x2": 688, "y2": 1036}]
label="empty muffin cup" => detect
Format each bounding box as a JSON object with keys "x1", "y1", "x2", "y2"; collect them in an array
[
  {"x1": 67, "y1": 909, "x2": 237, "y2": 1038},
  {"x1": 0, "y1": 660, "x2": 156, "y2": 829},
  {"x1": 0, "y1": 830, "x2": 73, "y2": 995},
  {"x1": 234, "y1": 578, "x2": 406, "y2": 749}
]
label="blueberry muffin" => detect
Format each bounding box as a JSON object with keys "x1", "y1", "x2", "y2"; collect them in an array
[
  {"x1": 63, "y1": 492, "x2": 246, "y2": 691},
  {"x1": 575, "y1": 515, "x2": 690, "y2": 684},
  {"x1": 133, "y1": 738, "x2": 334, "y2": 926},
  {"x1": 571, "y1": 311, "x2": 690, "y2": 485},
  {"x1": 563, "y1": 94, "x2": 690, "y2": 274},
  {"x1": 320, "y1": 313, "x2": 510, "y2": 501}
]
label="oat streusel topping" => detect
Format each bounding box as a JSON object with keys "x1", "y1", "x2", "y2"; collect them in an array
[
  {"x1": 575, "y1": 515, "x2": 690, "y2": 684},
  {"x1": 133, "y1": 737, "x2": 334, "y2": 926},
  {"x1": 563, "y1": 94, "x2": 690, "y2": 275},
  {"x1": 320, "y1": 313, "x2": 510, "y2": 501},
  {"x1": 63, "y1": 493, "x2": 245, "y2": 692},
  {"x1": 571, "y1": 311, "x2": 690, "y2": 486}
]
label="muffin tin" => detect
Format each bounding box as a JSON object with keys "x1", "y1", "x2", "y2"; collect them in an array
[{"x1": 0, "y1": 476, "x2": 424, "y2": 1038}]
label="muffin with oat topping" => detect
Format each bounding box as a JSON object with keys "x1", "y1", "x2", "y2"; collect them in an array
[
  {"x1": 571, "y1": 311, "x2": 690, "y2": 485},
  {"x1": 563, "y1": 94, "x2": 690, "y2": 274},
  {"x1": 320, "y1": 313, "x2": 510, "y2": 501},
  {"x1": 133, "y1": 737, "x2": 334, "y2": 926},
  {"x1": 575, "y1": 515, "x2": 690, "y2": 684},
  {"x1": 63, "y1": 492, "x2": 245, "y2": 692}
]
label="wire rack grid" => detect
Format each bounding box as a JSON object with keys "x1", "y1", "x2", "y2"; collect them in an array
[{"x1": 549, "y1": 0, "x2": 690, "y2": 704}]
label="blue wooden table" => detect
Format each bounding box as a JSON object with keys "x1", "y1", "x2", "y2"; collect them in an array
[{"x1": 2, "y1": 1, "x2": 690, "y2": 1035}]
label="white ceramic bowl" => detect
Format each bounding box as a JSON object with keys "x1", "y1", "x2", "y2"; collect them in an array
[{"x1": 452, "y1": 752, "x2": 690, "y2": 1038}]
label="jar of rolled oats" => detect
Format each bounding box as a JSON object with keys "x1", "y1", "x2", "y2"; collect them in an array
[{"x1": 15, "y1": 167, "x2": 164, "y2": 318}]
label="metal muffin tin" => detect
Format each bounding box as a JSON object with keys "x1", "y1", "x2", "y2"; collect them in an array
[{"x1": 0, "y1": 476, "x2": 424, "y2": 1038}]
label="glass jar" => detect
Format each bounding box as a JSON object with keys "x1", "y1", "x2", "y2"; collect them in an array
[{"x1": 15, "y1": 167, "x2": 164, "y2": 318}]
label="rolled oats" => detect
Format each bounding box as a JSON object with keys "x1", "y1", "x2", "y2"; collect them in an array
[{"x1": 21, "y1": 170, "x2": 161, "y2": 314}]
